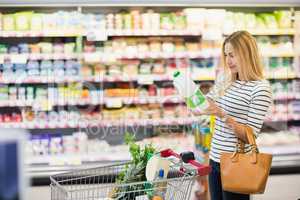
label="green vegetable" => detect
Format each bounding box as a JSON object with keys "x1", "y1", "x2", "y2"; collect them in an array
[{"x1": 112, "y1": 133, "x2": 157, "y2": 199}]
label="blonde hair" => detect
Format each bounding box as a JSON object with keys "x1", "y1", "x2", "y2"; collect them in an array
[
  {"x1": 222, "y1": 30, "x2": 264, "y2": 81},
  {"x1": 213, "y1": 31, "x2": 265, "y2": 98}
]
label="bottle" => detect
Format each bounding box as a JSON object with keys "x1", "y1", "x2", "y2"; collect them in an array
[
  {"x1": 153, "y1": 169, "x2": 167, "y2": 200},
  {"x1": 173, "y1": 71, "x2": 208, "y2": 111}
]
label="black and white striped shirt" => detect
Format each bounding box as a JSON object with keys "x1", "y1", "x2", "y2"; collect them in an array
[{"x1": 207, "y1": 80, "x2": 272, "y2": 163}]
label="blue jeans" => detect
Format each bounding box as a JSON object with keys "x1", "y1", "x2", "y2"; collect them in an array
[{"x1": 209, "y1": 159, "x2": 250, "y2": 200}]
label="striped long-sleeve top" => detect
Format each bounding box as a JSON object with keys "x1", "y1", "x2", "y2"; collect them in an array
[{"x1": 207, "y1": 79, "x2": 272, "y2": 163}]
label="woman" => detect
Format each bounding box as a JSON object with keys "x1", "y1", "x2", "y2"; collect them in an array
[{"x1": 194, "y1": 31, "x2": 272, "y2": 200}]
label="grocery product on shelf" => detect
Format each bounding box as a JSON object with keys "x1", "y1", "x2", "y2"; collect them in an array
[
  {"x1": 26, "y1": 131, "x2": 195, "y2": 166},
  {"x1": 223, "y1": 10, "x2": 293, "y2": 34}
]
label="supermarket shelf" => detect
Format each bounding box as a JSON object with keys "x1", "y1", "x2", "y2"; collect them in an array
[
  {"x1": 0, "y1": 51, "x2": 294, "y2": 63},
  {"x1": 1, "y1": 53, "x2": 79, "y2": 60},
  {"x1": 266, "y1": 73, "x2": 299, "y2": 80},
  {"x1": 27, "y1": 153, "x2": 130, "y2": 166},
  {"x1": 273, "y1": 94, "x2": 300, "y2": 101},
  {"x1": 1, "y1": 73, "x2": 298, "y2": 84},
  {"x1": 0, "y1": 117, "x2": 198, "y2": 129},
  {"x1": 265, "y1": 114, "x2": 300, "y2": 122},
  {"x1": 83, "y1": 50, "x2": 220, "y2": 61},
  {"x1": 0, "y1": 74, "x2": 212, "y2": 84},
  {"x1": 0, "y1": 95, "x2": 184, "y2": 107},
  {"x1": 262, "y1": 52, "x2": 295, "y2": 57},
  {"x1": 0, "y1": 115, "x2": 299, "y2": 129},
  {"x1": 2, "y1": 29, "x2": 294, "y2": 39},
  {"x1": 0, "y1": 29, "x2": 203, "y2": 38},
  {"x1": 0, "y1": 95, "x2": 299, "y2": 108},
  {"x1": 106, "y1": 29, "x2": 202, "y2": 36},
  {"x1": 0, "y1": 30, "x2": 83, "y2": 37},
  {"x1": 224, "y1": 28, "x2": 295, "y2": 36},
  {"x1": 1, "y1": 0, "x2": 300, "y2": 7},
  {"x1": 28, "y1": 146, "x2": 300, "y2": 185}
]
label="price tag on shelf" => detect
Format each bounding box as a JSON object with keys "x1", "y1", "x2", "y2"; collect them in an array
[
  {"x1": 87, "y1": 29, "x2": 108, "y2": 41},
  {"x1": 84, "y1": 52, "x2": 100, "y2": 63},
  {"x1": 105, "y1": 98, "x2": 123, "y2": 108},
  {"x1": 137, "y1": 75, "x2": 154, "y2": 85},
  {"x1": 0, "y1": 54, "x2": 4, "y2": 64},
  {"x1": 10, "y1": 54, "x2": 28, "y2": 64}
]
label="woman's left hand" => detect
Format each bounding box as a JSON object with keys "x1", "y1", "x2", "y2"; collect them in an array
[{"x1": 192, "y1": 99, "x2": 226, "y2": 118}]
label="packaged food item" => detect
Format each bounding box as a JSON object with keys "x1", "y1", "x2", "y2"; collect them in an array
[
  {"x1": 18, "y1": 87, "x2": 26, "y2": 100},
  {"x1": 53, "y1": 60, "x2": 65, "y2": 76},
  {"x1": 274, "y1": 10, "x2": 292, "y2": 28},
  {"x1": 115, "y1": 13, "x2": 123, "y2": 30},
  {"x1": 39, "y1": 42, "x2": 53, "y2": 54},
  {"x1": 258, "y1": 13, "x2": 278, "y2": 29},
  {"x1": 149, "y1": 37, "x2": 161, "y2": 52},
  {"x1": 40, "y1": 60, "x2": 53, "y2": 76},
  {"x1": 81, "y1": 63, "x2": 93, "y2": 77},
  {"x1": 53, "y1": 43, "x2": 64, "y2": 54},
  {"x1": 3, "y1": 14, "x2": 15, "y2": 31},
  {"x1": 131, "y1": 10, "x2": 141, "y2": 30},
  {"x1": 0, "y1": 13, "x2": 2, "y2": 31},
  {"x1": 141, "y1": 12, "x2": 151, "y2": 30},
  {"x1": 160, "y1": 13, "x2": 173, "y2": 30},
  {"x1": 244, "y1": 13, "x2": 257, "y2": 29},
  {"x1": 30, "y1": 13, "x2": 43, "y2": 31},
  {"x1": 151, "y1": 12, "x2": 160, "y2": 30},
  {"x1": 106, "y1": 13, "x2": 114, "y2": 30},
  {"x1": 0, "y1": 85, "x2": 9, "y2": 101},
  {"x1": 9, "y1": 46, "x2": 19, "y2": 54},
  {"x1": 0, "y1": 44, "x2": 8, "y2": 54},
  {"x1": 123, "y1": 13, "x2": 132, "y2": 29},
  {"x1": 15, "y1": 11, "x2": 33, "y2": 31},
  {"x1": 30, "y1": 44, "x2": 41, "y2": 53},
  {"x1": 18, "y1": 43, "x2": 30, "y2": 53},
  {"x1": 183, "y1": 8, "x2": 205, "y2": 31},
  {"x1": 162, "y1": 38, "x2": 175, "y2": 53},
  {"x1": 27, "y1": 60, "x2": 40, "y2": 76},
  {"x1": 122, "y1": 60, "x2": 139, "y2": 75},
  {"x1": 14, "y1": 64, "x2": 26, "y2": 77},
  {"x1": 64, "y1": 43, "x2": 75, "y2": 54},
  {"x1": 139, "y1": 62, "x2": 152, "y2": 74},
  {"x1": 173, "y1": 11, "x2": 186, "y2": 30},
  {"x1": 65, "y1": 60, "x2": 80, "y2": 76},
  {"x1": 152, "y1": 60, "x2": 165, "y2": 74}
]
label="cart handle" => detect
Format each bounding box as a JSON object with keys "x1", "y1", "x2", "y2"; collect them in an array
[{"x1": 160, "y1": 149, "x2": 211, "y2": 176}]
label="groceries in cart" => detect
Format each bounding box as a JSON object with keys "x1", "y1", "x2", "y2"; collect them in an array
[{"x1": 50, "y1": 133, "x2": 211, "y2": 200}]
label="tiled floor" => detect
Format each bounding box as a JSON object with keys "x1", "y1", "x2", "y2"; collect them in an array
[{"x1": 28, "y1": 174, "x2": 300, "y2": 200}]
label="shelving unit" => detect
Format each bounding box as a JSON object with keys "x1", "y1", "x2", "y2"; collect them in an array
[{"x1": 0, "y1": 2, "x2": 300, "y2": 186}]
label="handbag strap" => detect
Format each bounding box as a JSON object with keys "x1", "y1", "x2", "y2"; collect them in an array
[{"x1": 236, "y1": 126, "x2": 259, "y2": 154}]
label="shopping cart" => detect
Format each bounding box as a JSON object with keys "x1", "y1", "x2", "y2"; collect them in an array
[{"x1": 50, "y1": 149, "x2": 211, "y2": 200}]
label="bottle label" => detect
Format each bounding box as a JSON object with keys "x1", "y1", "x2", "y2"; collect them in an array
[{"x1": 186, "y1": 90, "x2": 206, "y2": 109}]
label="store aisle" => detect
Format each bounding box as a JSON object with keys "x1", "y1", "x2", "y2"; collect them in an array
[{"x1": 252, "y1": 174, "x2": 300, "y2": 200}]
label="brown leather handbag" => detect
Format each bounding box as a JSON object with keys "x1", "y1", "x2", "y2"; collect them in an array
[{"x1": 220, "y1": 127, "x2": 273, "y2": 194}]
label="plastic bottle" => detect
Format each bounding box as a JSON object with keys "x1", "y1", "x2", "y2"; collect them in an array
[
  {"x1": 152, "y1": 169, "x2": 167, "y2": 200},
  {"x1": 173, "y1": 71, "x2": 208, "y2": 111}
]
